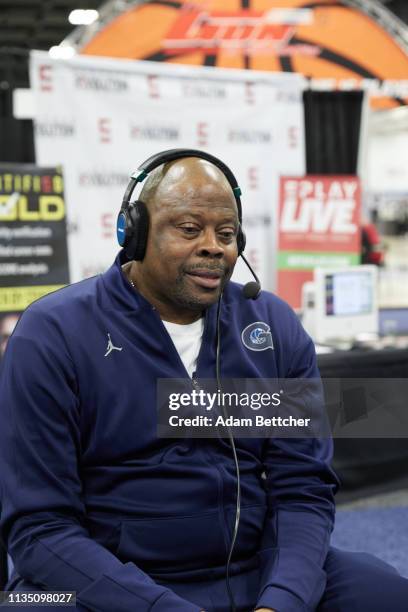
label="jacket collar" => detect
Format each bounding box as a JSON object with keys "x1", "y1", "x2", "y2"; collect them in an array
[{"x1": 99, "y1": 250, "x2": 154, "y2": 313}]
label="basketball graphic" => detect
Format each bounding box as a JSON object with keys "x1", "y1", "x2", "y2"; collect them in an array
[{"x1": 80, "y1": 0, "x2": 408, "y2": 108}]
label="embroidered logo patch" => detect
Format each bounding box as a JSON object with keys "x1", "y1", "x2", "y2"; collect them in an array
[
  {"x1": 104, "y1": 333, "x2": 123, "y2": 357},
  {"x1": 241, "y1": 321, "x2": 274, "y2": 352}
]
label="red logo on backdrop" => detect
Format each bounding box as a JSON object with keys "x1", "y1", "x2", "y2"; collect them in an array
[
  {"x1": 197, "y1": 122, "x2": 209, "y2": 146},
  {"x1": 147, "y1": 75, "x2": 160, "y2": 99},
  {"x1": 101, "y1": 213, "x2": 114, "y2": 239},
  {"x1": 98, "y1": 118, "x2": 112, "y2": 144},
  {"x1": 247, "y1": 248, "x2": 260, "y2": 273},
  {"x1": 163, "y1": 9, "x2": 319, "y2": 56},
  {"x1": 39, "y1": 65, "x2": 53, "y2": 92},
  {"x1": 288, "y1": 126, "x2": 299, "y2": 149},
  {"x1": 248, "y1": 167, "x2": 259, "y2": 190},
  {"x1": 245, "y1": 82, "x2": 255, "y2": 105}
]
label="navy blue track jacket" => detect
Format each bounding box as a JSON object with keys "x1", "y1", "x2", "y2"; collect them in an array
[{"x1": 0, "y1": 251, "x2": 338, "y2": 612}]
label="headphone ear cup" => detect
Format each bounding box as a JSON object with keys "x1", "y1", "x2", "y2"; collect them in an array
[
  {"x1": 126, "y1": 200, "x2": 149, "y2": 261},
  {"x1": 237, "y1": 226, "x2": 246, "y2": 255}
]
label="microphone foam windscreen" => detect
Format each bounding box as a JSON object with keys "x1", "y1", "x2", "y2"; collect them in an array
[{"x1": 243, "y1": 281, "x2": 261, "y2": 300}]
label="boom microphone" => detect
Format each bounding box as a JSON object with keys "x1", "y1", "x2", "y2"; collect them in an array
[{"x1": 240, "y1": 253, "x2": 261, "y2": 299}]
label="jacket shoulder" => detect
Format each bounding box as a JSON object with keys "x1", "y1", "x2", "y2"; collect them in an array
[{"x1": 12, "y1": 276, "x2": 100, "y2": 340}]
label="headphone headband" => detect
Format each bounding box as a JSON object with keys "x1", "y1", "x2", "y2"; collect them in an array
[{"x1": 122, "y1": 148, "x2": 243, "y2": 223}]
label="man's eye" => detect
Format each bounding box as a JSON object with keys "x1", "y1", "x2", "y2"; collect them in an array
[
  {"x1": 179, "y1": 225, "x2": 199, "y2": 234},
  {"x1": 219, "y1": 230, "x2": 235, "y2": 239}
]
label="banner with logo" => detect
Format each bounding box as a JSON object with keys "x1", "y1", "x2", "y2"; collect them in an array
[
  {"x1": 277, "y1": 176, "x2": 361, "y2": 309},
  {"x1": 30, "y1": 51, "x2": 305, "y2": 290},
  {"x1": 0, "y1": 164, "x2": 69, "y2": 356}
]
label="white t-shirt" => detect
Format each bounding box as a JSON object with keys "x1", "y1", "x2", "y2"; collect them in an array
[{"x1": 162, "y1": 317, "x2": 204, "y2": 378}]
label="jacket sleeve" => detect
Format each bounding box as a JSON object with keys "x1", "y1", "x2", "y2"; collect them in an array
[
  {"x1": 255, "y1": 324, "x2": 339, "y2": 612},
  {"x1": 0, "y1": 308, "x2": 201, "y2": 612}
]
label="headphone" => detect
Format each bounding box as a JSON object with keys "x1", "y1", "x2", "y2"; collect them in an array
[{"x1": 116, "y1": 148, "x2": 246, "y2": 261}]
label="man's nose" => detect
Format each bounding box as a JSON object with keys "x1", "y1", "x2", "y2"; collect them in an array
[{"x1": 196, "y1": 228, "x2": 224, "y2": 258}]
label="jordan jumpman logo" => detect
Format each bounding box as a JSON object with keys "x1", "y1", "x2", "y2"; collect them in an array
[{"x1": 104, "y1": 333, "x2": 123, "y2": 357}]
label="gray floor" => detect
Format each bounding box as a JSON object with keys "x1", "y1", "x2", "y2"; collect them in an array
[{"x1": 338, "y1": 488, "x2": 408, "y2": 509}]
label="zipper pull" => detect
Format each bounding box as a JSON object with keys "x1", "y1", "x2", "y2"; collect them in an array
[{"x1": 191, "y1": 371, "x2": 200, "y2": 391}]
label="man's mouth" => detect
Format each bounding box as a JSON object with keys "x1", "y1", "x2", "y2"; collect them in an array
[{"x1": 185, "y1": 268, "x2": 224, "y2": 290}]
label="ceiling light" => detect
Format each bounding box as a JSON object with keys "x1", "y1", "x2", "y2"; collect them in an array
[
  {"x1": 49, "y1": 45, "x2": 76, "y2": 59},
  {"x1": 68, "y1": 9, "x2": 99, "y2": 26}
]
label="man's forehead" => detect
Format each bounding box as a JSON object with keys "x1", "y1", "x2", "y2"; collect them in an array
[
  {"x1": 156, "y1": 181, "x2": 237, "y2": 209},
  {"x1": 163, "y1": 199, "x2": 238, "y2": 216},
  {"x1": 148, "y1": 158, "x2": 238, "y2": 214}
]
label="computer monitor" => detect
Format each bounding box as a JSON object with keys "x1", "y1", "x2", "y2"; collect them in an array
[{"x1": 302, "y1": 265, "x2": 379, "y2": 345}]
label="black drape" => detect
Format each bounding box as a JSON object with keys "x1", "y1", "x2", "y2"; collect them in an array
[
  {"x1": 0, "y1": 49, "x2": 35, "y2": 163},
  {"x1": 318, "y1": 349, "x2": 408, "y2": 502},
  {"x1": 303, "y1": 90, "x2": 363, "y2": 175}
]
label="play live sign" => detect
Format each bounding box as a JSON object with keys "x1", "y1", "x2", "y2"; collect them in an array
[{"x1": 278, "y1": 176, "x2": 361, "y2": 309}]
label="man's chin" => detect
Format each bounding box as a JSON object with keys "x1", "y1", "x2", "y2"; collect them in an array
[
  {"x1": 174, "y1": 273, "x2": 231, "y2": 310},
  {"x1": 177, "y1": 288, "x2": 223, "y2": 310}
]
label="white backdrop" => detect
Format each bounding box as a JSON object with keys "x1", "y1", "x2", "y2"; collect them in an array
[{"x1": 30, "y1": 51, "x2": 305, "y2": 289}]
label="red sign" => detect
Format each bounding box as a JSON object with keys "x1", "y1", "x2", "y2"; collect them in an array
[
  {"x1": 277, "y1": 176, "x2": 361, "y2": 309},
  {"x1": 39, "y1": 65, "x2": 53, "y2": 92},
  {"x1": 98, "y1": 118, "x2": 112, "y2": 144},
  {"x1": 163, "y1": 9, "x2": 319, "y2": 56}
]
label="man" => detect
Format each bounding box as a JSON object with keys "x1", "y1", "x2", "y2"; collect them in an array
[{"x1": 0, "y1": 153, "x2": 407, "y2": 612}]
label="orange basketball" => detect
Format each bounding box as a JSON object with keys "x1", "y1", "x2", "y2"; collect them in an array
[{"x1": 81, "y1": 0, "x2": 408, "y2": 108}]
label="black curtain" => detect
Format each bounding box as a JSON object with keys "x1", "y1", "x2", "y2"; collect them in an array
[
  {"x1": 303, "y1": 90, "x2": 363, "y2": 175},
  {"x1": 318, "y1": 349, "x2": 408, "y2": 502},
  {"x1": 0, "y1": 49, "x2": 35, "y2": 163}
]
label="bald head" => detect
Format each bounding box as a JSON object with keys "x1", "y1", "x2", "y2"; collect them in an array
[{"x1": 139, "y1": 157, "x2": 236, "y2": 213}]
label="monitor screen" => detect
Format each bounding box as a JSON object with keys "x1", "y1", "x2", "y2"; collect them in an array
[
  {"x1": 325, "y1": 271, "x2": 374, "y2": 317},
  {"x1": 301, "y1": 265, "x2": 379, "y2": 343}
]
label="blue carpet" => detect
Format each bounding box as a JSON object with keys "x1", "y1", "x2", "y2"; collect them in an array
[{"x1": 331, "y1": 506, "x2": 408, "y2": 578}]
